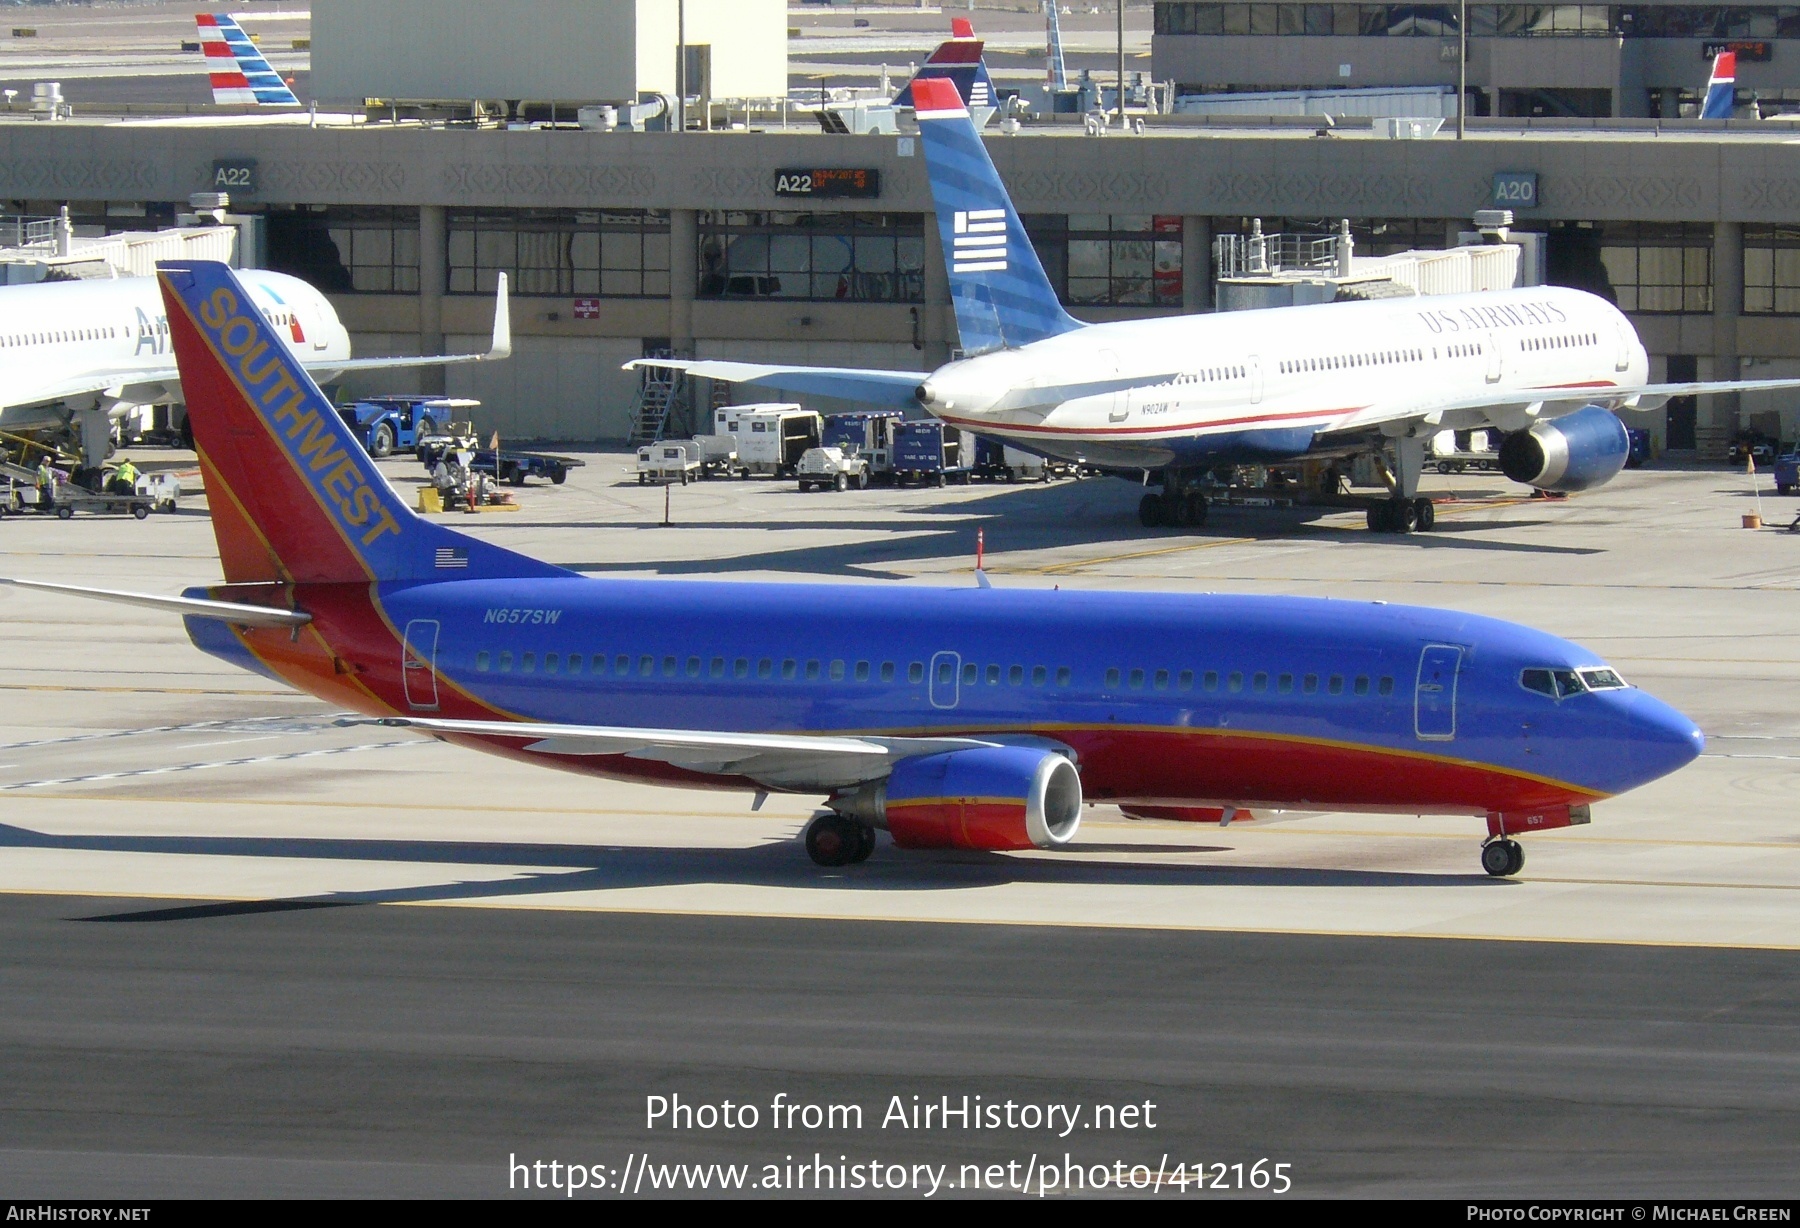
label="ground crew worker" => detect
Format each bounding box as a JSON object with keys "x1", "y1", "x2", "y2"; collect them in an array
[
  {"x1": 109, "y1": 458, "x2": 139, "y2": 496},
  {"x1": 34, "y1": 456, "x2": 54, "y2": 510}
]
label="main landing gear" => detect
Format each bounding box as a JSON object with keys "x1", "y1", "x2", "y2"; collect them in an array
[
  {"x1": 1366, "y1": 496, "x2": 1436, "y2": 534},
  {"x1": 1480, "y1": 838, "x2": 1524, "y2": 877},
  {"x1": 1139, "y1": 470, "x2": 1209, "y2": 528},
  {"x1": 804, "y1": 812, "x2": 876, "y2": 867}
]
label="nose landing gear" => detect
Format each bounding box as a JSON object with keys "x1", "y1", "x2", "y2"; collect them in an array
[
  {"x1": 804, "y1": 812, "x2": 877, "y2": 866},
  {"x1": 1480, "y1": 838, "x2": 1524, "y2": 877}
]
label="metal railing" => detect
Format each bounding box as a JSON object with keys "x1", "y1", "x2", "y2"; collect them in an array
[
  {"x1": 0, "y1": 216, "x2": 59, "y2": 251},
  {"x1": 1213, "y1": 231, "x2": 1342, "y2": 279}
]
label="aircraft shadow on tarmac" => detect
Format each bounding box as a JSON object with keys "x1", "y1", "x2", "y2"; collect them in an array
[
  {"x1": 0, "y1": 823, "x2": 1506, "y2": 924},
  {"x1": 546, "y1": 485, "x2": 1599, "y2": 578}
]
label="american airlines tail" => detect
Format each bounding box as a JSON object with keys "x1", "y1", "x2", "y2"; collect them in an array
[
  {"x1": 159, "y1": 260, "x2": 564, "y2": 586},
  {"x1": 1701, "y1": 51, "x2": 1736, "y2": 119},
  {"x1": 196, "y1": 13, "x2": 300, "y2": 106},
  {"x1": 911, "y1": 77, "x2": 1082, "y2": 354}
]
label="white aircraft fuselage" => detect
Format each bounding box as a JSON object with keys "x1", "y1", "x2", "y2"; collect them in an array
[
  {"x1": 919, "y1": 285, "x2": 1650, "y2": 470},
  {"x1": 0, "y1": 269, "x2": 350, "y2": 443}
]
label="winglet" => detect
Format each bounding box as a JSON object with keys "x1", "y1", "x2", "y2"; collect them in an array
[{"x1": 487, "y1": 271, "x2": 511, "y2": 360}]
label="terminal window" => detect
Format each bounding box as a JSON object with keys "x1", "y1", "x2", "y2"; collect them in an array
[
  {"x1": 1745, "y1": 226, "x2": 1800, "y2": 314},
  {"x1": 1598, "y1": 223, "x2": 1712, "y2": 315},
  {"x1": 448, "y1": 208, "x2": 670, "y2": 297},
  {"x1": 267, "y1": 206, "x2": 419, "y2": 295},
  {"x1": 1024, "y1": 215, "x2": 1182, "y2": 306},
  {"x1": 697, "y1": 211, "x2": 925, "y2": 302}
]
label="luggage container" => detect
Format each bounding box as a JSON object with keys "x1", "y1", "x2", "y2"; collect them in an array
[
  {"x1": 713, "y1": 404, "x2": 822, "y2": 478},
  {"x1": 892, "y1": 421, "x2": 972, "y2": 486}
]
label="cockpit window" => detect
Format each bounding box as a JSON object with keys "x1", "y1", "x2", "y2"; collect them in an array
[
  {"x1": 1578, "y1": 667, "x2": 1627, "y2": 690},
  {"x1": 1520, "y1": 667, "x2": 1589, "y2": 699}
]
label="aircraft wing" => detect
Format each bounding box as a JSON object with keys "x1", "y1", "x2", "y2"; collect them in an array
[
  {"x1": 309, "y1": 272, "x2": 512, "y2": 377},
  {"x1": 349, "y1": 714, "x2": 1006, "y2": 790},
  {"x1": 1320, "y1": 373, "x2": 1800, "y2": 437},
  {"x1": 623, "y1": 358, "x2": 925, "y2": 409}
]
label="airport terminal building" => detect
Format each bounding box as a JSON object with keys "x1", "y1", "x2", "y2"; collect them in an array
[{"x1": 7, "y1": 115, "x2": 1800, "y2": 458}]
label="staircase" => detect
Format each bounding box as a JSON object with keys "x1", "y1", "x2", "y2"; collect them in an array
[{"x1": 628, "y1": 360, "x2": 689, "y2": 444}]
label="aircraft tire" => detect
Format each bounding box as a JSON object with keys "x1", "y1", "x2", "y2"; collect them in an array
[
  {"x1": 1392, "y1": 499, "x2": 1416, "y2": 534},
  {"x1": 1367, "y1": 504, "x2": 1385, "y2": 532},
  {"x1": 1139, "y1": 493, "x2": 1163, "y2": 528},
  {"x1": 805, "y1": 814, "x2": 862, "y2": 867},
  {"x1": 1186, "y1": 493, "x2": 1208, "y2": 528},
  {"x1": 850, "y1": 823, "x2": 877, "y2": 863},
  {"x1": 1481, "y1": 839, "x2": 1523, "y2": 877},
  {"x1": 1412, "y1": 497, "x2": 1436, "y2": 531}
]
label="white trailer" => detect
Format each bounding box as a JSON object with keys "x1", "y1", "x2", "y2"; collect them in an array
[{"x1": 712, "y1": 404, "x2": 822, "y2": 478}]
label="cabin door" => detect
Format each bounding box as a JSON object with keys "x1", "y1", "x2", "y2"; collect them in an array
[
  {"x1": 402, "y1": 619, "x2": 441, "y2": 711},
  {"x1": 1414, "y1": 644, "x2": 1462, "y2": 741}
]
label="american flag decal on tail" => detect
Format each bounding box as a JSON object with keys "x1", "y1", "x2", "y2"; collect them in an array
[
  {"x1": 435, "y1": 547, "x2": 469, "y2": 570},
  {"x1": 952, "y1": 209, "x2": 1007, "y2": 273}
]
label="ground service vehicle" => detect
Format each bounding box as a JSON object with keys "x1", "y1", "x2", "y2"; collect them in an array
[
  {"x1": 713, "y1": 405, "x2": 821, "y2": 478},
  {"x1": 822, "y1": 410, "x2": 905, "y2": 479},
  {"x1": 637, "y1": 441, "x2": 702, "y2": 484},
  {"x1": 797, "y1": 446, "x2": 871, "y2": 491},
  {"x1": 892, "y1": 420, "x2": 971, "y2": 485},
  {"x1": 340, "y1": 396, "x2": 480, "y2": 458}
]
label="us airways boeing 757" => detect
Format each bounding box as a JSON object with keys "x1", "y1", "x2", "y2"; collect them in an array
[
  {"x1": 0, "y1": 259, "x2": 1702, "y2": 877},
  {"x1": 632, "y1": 77, "x2": 1800, "y2": 533}
]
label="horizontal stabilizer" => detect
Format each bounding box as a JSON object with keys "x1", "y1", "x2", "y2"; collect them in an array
[
  {"x1": 0, "y1": 577, "x2": 309, "y2": 627},
  {"x1": 623, "y1": 357, "x2": 924, "y2": 409}
]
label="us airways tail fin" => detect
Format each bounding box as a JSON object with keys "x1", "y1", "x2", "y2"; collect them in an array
[
  {"x1": 196, "y1": 14, "x2": 300, "y2": 106},
  {"x1": 912, "y1": 77, "x2": 1082, "y2": 355},
  {"x1": 1701, "y1": 51, "x2": 1736, "y2": 119},
  {"x1": 895, "y1": 18, "x2": 996, "y2": 114},
  {"x1": 157, "y1": 260, "x2": 569, "y2": 586}
]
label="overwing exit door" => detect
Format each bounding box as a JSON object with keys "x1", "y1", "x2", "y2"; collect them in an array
[{"x1": 402, "y1": 619, "x2": 441, "y2": 711}]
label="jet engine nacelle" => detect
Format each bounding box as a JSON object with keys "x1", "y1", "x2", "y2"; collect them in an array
[
  {"x1": 1498, "y1": 405, "x2": 1630, "y2": 493},
  {"x1": 836, "y1": 745, "x2": 1083, "y2": 851}
]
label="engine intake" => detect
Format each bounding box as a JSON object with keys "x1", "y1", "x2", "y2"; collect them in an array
[
  {"x1": 1499, "y1": 405, "x2": 1629, "y2": 493},
  {"x1": 833, "y1": 746, "x2": 1082, "y2": 851}
]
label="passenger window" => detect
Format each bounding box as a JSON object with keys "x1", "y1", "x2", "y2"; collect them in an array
[
  {"x1": 662, "y1": 656, "x2": 677, "y2": 677},
  {"x1": 805, "y1": 660, "x2": 821, "y2": 680},
  {"x1": 616, "y1": 654, "x2": 631, "y2": 675},
  {"x1": 639, "y1": 655, "x2": 654, "y2": 676},
  {"x1": 687, "y1": 657, "x2": 701, "y2": 677},
  {"x1": 1055, "y1": 667, "x2": 1072, "y2": 686},
  {"x1": 1252, "y1": 672, "x2": 1268, "y2": 692},
  {"x1": 1303, "y1": 673, "x2": 1318, "y2": 694},
  {"x1": 986, "y1": 664, "x2": 1001, "y2": 685},
  {"x1": 1032, "y1": 665, "x2": 1047, "y2": 686},
  {"x1": 735, "y1": 658, "x2": 750, "y2": 678},
  {"x1": 782, "y1": 659, "x2": 797, "y2": 679},
  {"x1": 1129, "y1": 668, "x2": 1145, "y2": 689},
  {"x1": 1228, "y1": 672, "x2": 1243, "y2": 692},
  {"x1": 476, "y1": 651, "x2": 490, "y2": 672},
  {"x1": 711, "y1": 657, "x2": 725, "y2": 678},
  {"x1": 499, "y1": 651, "x2": 513, "y2": 672},
  {"x1": 1354, "y1": 675, "x2": 1370, "y2": 695},
  {"x1": 1277, "y1": 673, "x2": 1293, "y2": 693},
  {"x1": 568, "y1": 655, "x2": 582, "y2": 675},
  {"x1": 758, "y1": 658, "x2": 773, "y2": 678},
  {"x1": 1203, "y1": 671, "x2": 1218, "y2": 691},
  {"x1": 1106, "y1": 668, "x2": 1121, "y2": 688},
  {"x1": 937, "y1": 661, "x2": 954, "y2": 685},
  {"x1": 1378, "y1": 676, "x2": 1394, "y2": 696},
  {"x1": 962, "y1": 663, "x2": 978, "y2": 685},
  {"x1": 910, "y1": 662, "x2": 925, "y2": 683},
  {"x1": 1178, "y1": 670, "x2": 1193, "y2": 690},
  {"x1": 854, "y1": 661, "x2": 870, "y2": 681},
  {"x1": 1154, "y1": 669, "x2": 1169, "y2": 690},
  {"x1": 828, "y1": 660, "x2": 844, "y2": 680},
  {"x1": 1328, "y1": 675, "x2": 1344, "y2": 694},
  {"x1": 883, "y1": 662, "x2": 898, "y2": 682},
  {"x1": 545, "y1": 653, "x2": 559, "y2": 674},
  {"x1": 1009, "y1": 665, "x2": 1024, "y2": 685},
  {"x1": 522, "y1": 653, "x2": 536, "y2": 673}
]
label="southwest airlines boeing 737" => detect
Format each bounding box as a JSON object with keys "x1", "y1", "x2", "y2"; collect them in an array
[
  {"x1": 634, "y1": 77, "x2": 1800, "y2": 533},
  {"x1": 0, "y1": 259, "x2": 1702, "y2": 877}
]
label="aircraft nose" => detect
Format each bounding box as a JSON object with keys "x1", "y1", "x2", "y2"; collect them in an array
[{"x1": 1618, "y1": 689, "x2": 1705, "y2": 785}]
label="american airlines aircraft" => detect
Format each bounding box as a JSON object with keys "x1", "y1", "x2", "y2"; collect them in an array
[
  {"x1": 0, "y1": 269, "x2": 509, "y2": 464},
  {"x1": 0, "y1": 259, "x2": 1704, "y2": 879},
  {"x1": 633, "y1": 77, "x2": 1800, "y2": 533},
  {"x1": 196, "y1": 13, "x2": 300, "y2": 107}
]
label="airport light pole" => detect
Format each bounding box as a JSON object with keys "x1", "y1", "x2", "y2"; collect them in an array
[
  {"x1": 1117, "y1": 0, "x2": 1126, "y2": 128},
  {"x1": 1457, "y1": 0, "x2": 1467, "y2": 139},
  {"x1": 677, "y1": 0, "x2": 686, "y2": 134}
]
